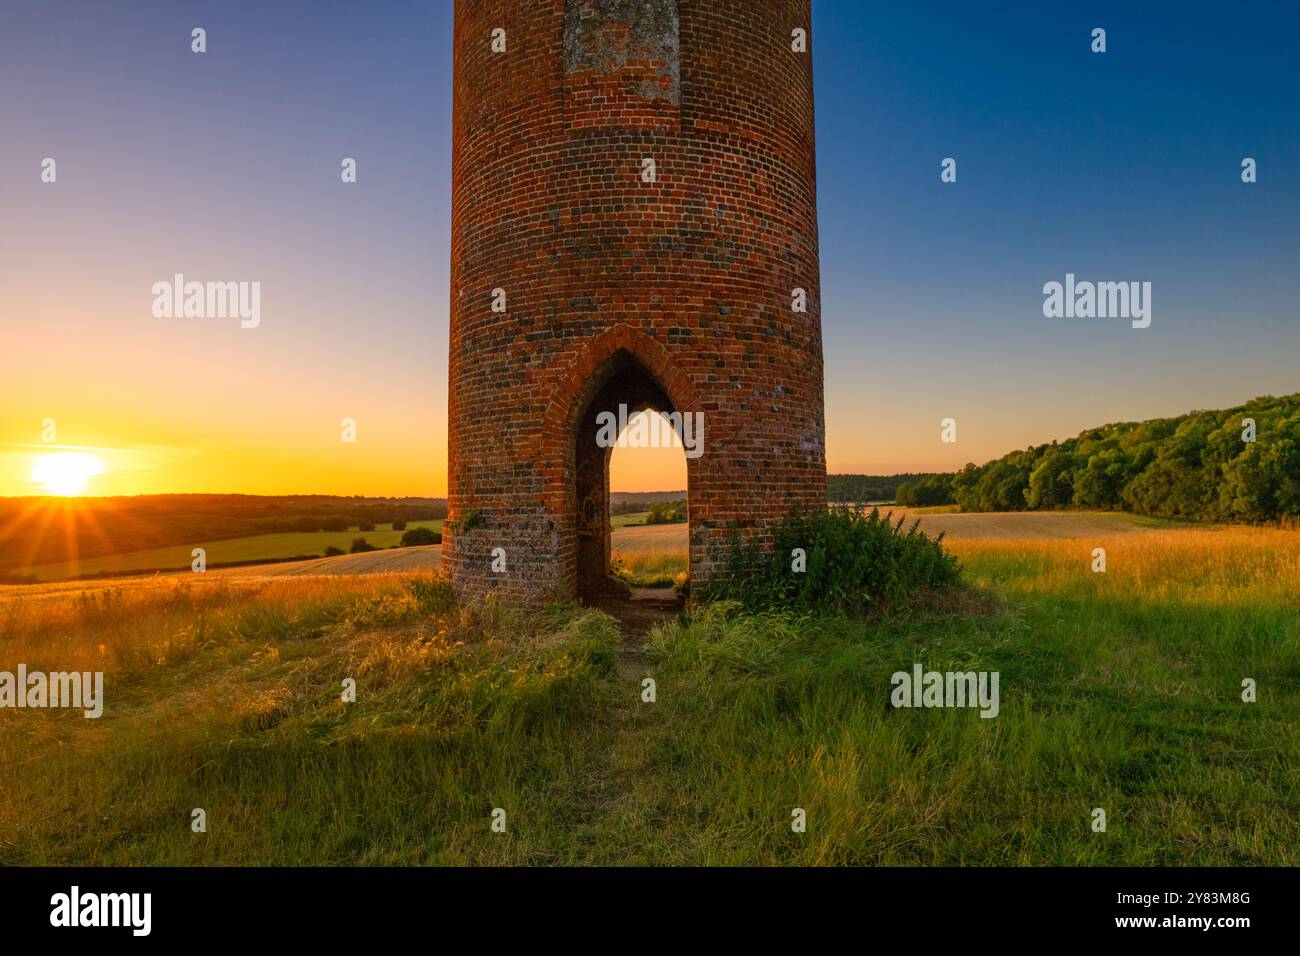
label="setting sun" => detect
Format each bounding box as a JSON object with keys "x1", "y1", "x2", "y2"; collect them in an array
[{"x1": 30, "y1": 452, "x2": 108, "y2": 496}]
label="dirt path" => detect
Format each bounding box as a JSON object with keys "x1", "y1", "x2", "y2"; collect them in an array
[{"x1": 588, "y1": 586, "x2": 682, "y2": 678}]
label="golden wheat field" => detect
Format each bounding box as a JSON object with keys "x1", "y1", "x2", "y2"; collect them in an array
[
  {"x1": 946, "y1": 525, "x2": 1300, "y2": 607},
  {"x1": 887, "y1": 508, "x2": 1162, "y2": 540}
]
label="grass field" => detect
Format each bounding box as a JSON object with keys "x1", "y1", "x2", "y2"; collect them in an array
[
  {"x1": 611, "y1": 510, "x2": 653, "y2": 528},
  {"x1": 0, "y1": 513, "x2": 1295, "y2": 865},
  {"x1": 612, "y1": 547, "x2": 687, "y2": 587}
]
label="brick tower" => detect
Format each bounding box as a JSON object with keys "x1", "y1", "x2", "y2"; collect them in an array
[{"x1": 445, "y1": 0, "x2": 826, "y2": 601}]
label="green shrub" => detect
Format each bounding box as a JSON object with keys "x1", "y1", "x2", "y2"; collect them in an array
[
  {"x1": 700, "y1": 506, "x2": 960, "y2": 614},
  {"x1": 392, "y1": 518, "x2": 408, "y2": 531},
  {"x1": 645, "y1": 500, "x2": 687, "y2": 524},
  {"x1": 349, "y1": 537, "x2": 377, "y2": 554},
  {"x1": 323, "y1": 545, "x2": 345, "y2": 557},
  {"x1": 400, "y1": 526, "x2": 441, "y2": 547}
]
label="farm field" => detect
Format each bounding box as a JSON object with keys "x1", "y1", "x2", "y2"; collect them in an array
[
  {"x1": 620, "y1": 509, "x2": 1171, "y2": 552},
  {"x1": 15, "y1": 515, "x2": 686, "y2": 584},
  {"x1": 611, "y1": 510, "x2": 653, "y2": 528},
  {"x1": 0, "y1": 513, "x2": 1295, "y2": 865},
  {"x1": 586, "y1": 510, "x2": 1173, "y2": 586},
  {"x1": 610, "y1": 523, "x2": 688, "y2": 585},
  {"x1": 886, "y1": 508, "x2": 1172, "y2": 540},
  {"x1": 17, "y1": 521, "x2": 444, "y2": 582},
  {"x1": 7, "y1": 511, "x2": 1176, "y2": 588},
  {"x1": 2, "y1": 511, "x2": 1204, "y2": 591},
  {"x1": 611, "y1": 510, "x2": 688, "y2": 529},
  {"x1": 609, "y1": 522, "x2": 687, "y2": 551},
  {"x1": 9, "y1": 522, "x2": 679, "y2": 587}
]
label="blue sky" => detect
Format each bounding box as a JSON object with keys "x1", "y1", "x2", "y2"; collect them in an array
[
  {"x1": 1, "y1": 1, "x2": 1296, "y2": 492},
  {"x1": 813, "y1": 0, "x2": 1299, "y2": 469}
]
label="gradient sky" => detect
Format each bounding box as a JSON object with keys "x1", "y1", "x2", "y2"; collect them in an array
[{"x1": 2, "y1": 1, "x2": 1297, "y2": 496}]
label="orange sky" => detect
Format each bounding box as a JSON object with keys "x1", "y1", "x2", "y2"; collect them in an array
[{"x1": 0, "y1": 415, "x2": 684, "y2": 497}]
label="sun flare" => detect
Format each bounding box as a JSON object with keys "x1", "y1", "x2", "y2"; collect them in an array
[{"x1": 30, "y1": 452, "x2": 108, "y2": 496}]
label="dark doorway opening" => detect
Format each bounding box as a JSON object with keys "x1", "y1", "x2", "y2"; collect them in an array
[{"x1": 573, "y1": 351, "x2": 688, "y2": 605}]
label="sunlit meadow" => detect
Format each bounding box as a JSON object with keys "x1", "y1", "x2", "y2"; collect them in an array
[{"x1": 1, "y1": 519, "x2": 1294, "y2": 865}]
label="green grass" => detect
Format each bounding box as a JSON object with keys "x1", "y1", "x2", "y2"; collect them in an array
[
  {"x1": 611, "y1": 510, "x2": 688, "y2": 528},
  {"x1": 1, "y1": 528, "x2": 1296, "y2": 865},
  {"x1": 22, "y1": 521, "x2": 444, "y2": 581},
  {"x1": 611, "y1": 548, "x2": 687, "y2": 587},
  {"x1": 611, "y1": 511, "x2": 652, "y2": 528},
  {"x1": 0, "y1": 576, "x2": 619, "y2": 864},
  {"x1": 632, "y1": 595, "x2": 1297, "y2": 864}
]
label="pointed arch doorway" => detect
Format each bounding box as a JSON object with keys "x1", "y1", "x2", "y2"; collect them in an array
[
  {"x1": 537, "y1": 325, "x2": 705, "y2": 604},
  {"x1": 574, "y1": 351, "x2": 685, "y2": 602}
]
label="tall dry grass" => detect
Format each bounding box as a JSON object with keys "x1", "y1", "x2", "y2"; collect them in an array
[
  {"x1": 948, "y1": 526, "x2": 1300, "y2": 606},
  {"x1": 0, "y1": 575, "x2": 442, "y2": 677}
]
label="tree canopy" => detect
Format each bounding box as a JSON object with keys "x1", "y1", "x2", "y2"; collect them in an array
[{"x1": 894, "y1": 394, "x2": 1300, "y2": 522}]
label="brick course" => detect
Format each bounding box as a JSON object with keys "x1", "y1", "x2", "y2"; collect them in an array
[{"x1": 445, "y1": 0, "x2": 826, "y2": 601}]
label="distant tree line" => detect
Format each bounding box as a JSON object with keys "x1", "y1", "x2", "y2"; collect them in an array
[
  {"x1": 895, "y1": 474, "x2": 955, "y2": 507},
  {"x1": 827, "y1": 473, "x2": 947, "y2": 503},
  {"x1": 894, "y1": 394, "x2": 1300, "y2": 522}
]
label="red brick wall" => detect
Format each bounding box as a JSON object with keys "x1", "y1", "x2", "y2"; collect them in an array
[{"x1": 445, "y1": 0, "x2": 826, "y2": 601}]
